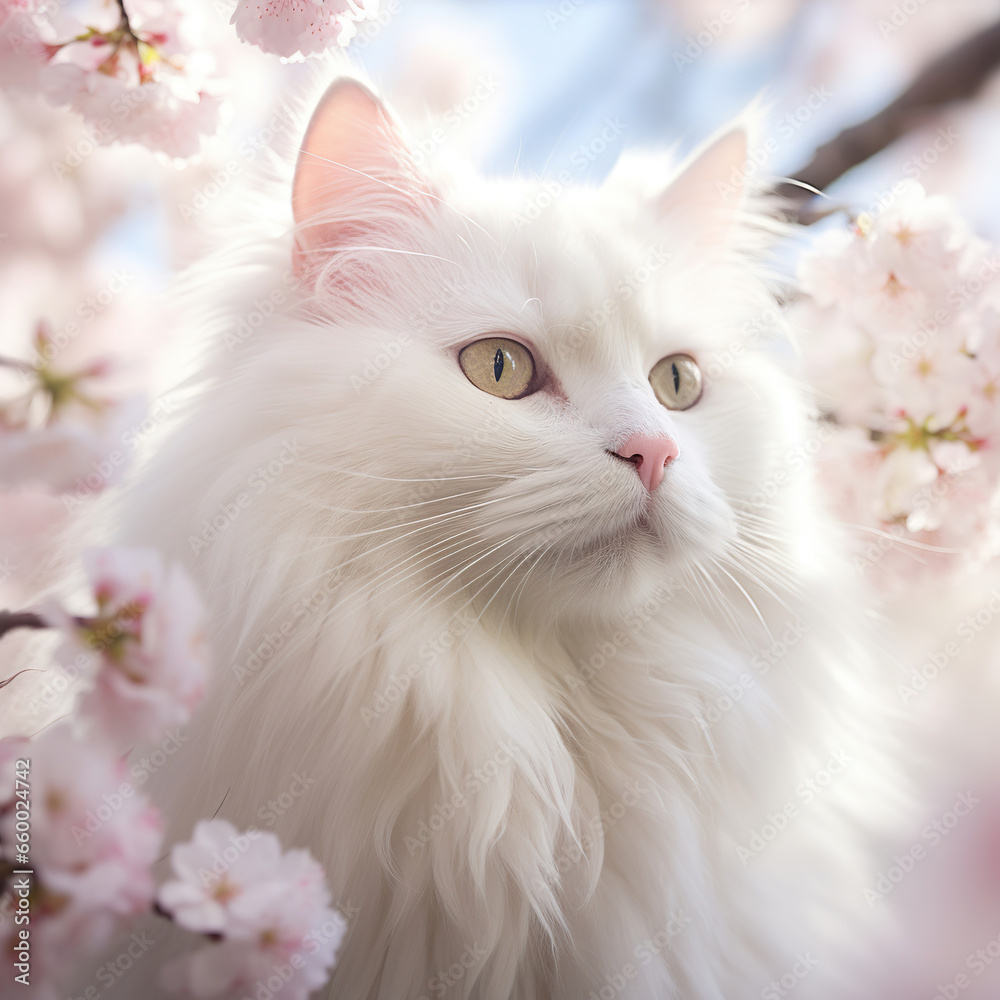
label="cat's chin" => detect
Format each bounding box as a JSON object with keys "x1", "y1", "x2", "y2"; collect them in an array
[
  {"x1": 593, "y1": 484, "x2": 734, "y2": 560},
  {"x1": 481, "y1": 509, "x2": 732, "y2": 629},
  {"x1": 577, "y1": 512, "x2": 664, "y2": 560},
  {"x1": 576, "y1": 495, "x2": 736, "y2": 611}
]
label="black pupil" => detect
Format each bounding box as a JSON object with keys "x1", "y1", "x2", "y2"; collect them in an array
[
  {"x1": 672, "y1": 362, "x2": 680, "y2": 394},
  {"x1": 494, "y1": 348, "x2": 505, "y2": 382}
]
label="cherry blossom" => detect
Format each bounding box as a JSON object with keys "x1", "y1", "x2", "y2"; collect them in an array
[
  {"x1": 0, "y1": 323, "x2": 146, "y2": 494},
  {"x1": 0, "y1": 0, "x2": 221, "y2": 157},
  {"x1": 964, "y1": 308, "x2": 1000, "y2": 441},
  {"x1": 0, "y1": 725, "x2": 162, "y2": 992},
  {"x1": 230, "y1": 0, "x2": 380, "y2": 57},
  {"x1": 873, "y1": 443, "x2": 940, "y2": 524},
  {"x1": 0, "y1": 394, "x2": 146, "y2": 494},
  {"x1": 866, "y1": 182, "x2": 973, "y2": 292},
  {"x1": 0, "y1": 91, "x2": 132, "y2": 263},
  {"x1": 48, "y1": 546, "x2": 211, "y2": 747},
  {"x1": 0, "y1": 0, "x2": 58, "y2": 94},
  {"x1": 157, "y1": 819, "x2": 346, "y2": 999},
  {"x1": 793, "y1": 182, "x2": 1000, "y2": 581}
]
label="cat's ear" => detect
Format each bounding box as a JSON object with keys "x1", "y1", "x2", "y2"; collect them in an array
[
  {"x1": 292, "y1": 79, "x2": 429, "y2": 276},
  {"x1": 656, "y1": 126, "x2": 749, "y2": 248}
]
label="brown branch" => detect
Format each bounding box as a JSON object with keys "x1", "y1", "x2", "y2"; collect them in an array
[
  {"x1": 0, "y1": 611, "x2": 48, "y2": 639},
  {"x1": 0, "y1": 669, "x2": 43, "y2": 691},
  {"x1": 779, "y1": 17, "x2": 1000, "y2": 221},
  {"x1": 0, "y1": 355, "x2": 35, "y2": 375}
]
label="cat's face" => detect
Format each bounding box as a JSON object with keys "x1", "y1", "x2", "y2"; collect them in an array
[{"x1": 282, "y1": 80, "x2": 799, "y2": 623}]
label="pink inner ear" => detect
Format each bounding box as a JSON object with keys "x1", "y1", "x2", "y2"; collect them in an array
[
  {"x1": 657, "y1": 127, "x2": 749, "y2": 248},
  {"x1": 292, "y1": 79, "x2": 427, "y2": 277}
]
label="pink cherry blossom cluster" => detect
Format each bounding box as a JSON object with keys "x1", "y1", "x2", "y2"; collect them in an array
[
  {"x1": 792, "y1": 180, "x2": 1000, "y2": 580},
  {"x1": 0, "y1": 0, "x2": 381, "y2": 157},
  {"x1": 0, "y1": 545, "x2": 201, "y2": 990},
  {"x1": 0, "y1": 548, "x2": 344, "y2": 996},
  {"x1": 0, "y1": 725, "x2": 162, "y2": 993},
  {"x1": 47, "y1": 546, "x2": 212, "y2": 747},
  {"x1": 157, "y1": 820, "x2": 346, "y2": 999},
  {"x1": 0, "y1": 0, "x2": 223, "y2": 157},
  {"x1": 230, "y1": 0, "x2": 381, "y2": 57}
]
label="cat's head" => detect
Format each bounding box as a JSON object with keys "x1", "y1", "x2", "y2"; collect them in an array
[{"x1": 257, "y1": 78, "x2": 805, "y2": 626}]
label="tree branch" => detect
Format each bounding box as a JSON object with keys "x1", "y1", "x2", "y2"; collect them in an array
[
  {"x1": 779, "y1": 18, "x2": 1000, "y2": 221},
  {"x1": 0, "y1": 611, "x2": 48, "y2": 639}
]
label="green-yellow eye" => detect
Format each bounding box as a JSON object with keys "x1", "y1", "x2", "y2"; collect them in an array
[
  {"x1": 649, "y1": 353, "x2": 702, "y2": 410},
  {"x1": 459, "y1": 337, "x2": 536, "y2": 399}
]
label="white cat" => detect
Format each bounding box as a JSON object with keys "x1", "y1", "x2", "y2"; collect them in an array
[{"x1": 98, "y1": 77, "x2": 898, "y2": 999}]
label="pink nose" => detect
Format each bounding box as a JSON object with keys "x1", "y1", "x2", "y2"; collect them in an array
[{"x1": 615, "y1": 433, "x2": 680, "y2": 493}]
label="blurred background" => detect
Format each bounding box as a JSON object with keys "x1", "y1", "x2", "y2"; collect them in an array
[{"x1": 3, "y1": 1, "x2": 1000, "y2": 996}]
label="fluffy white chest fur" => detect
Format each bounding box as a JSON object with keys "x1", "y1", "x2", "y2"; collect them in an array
[{"x1": 95, "y1": 78, "x2": 896, "y2": 999}]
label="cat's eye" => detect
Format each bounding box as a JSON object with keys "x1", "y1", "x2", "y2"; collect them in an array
[
  {"x1": 649, "y1": 354, "x2": 703, "y2": 410},
  {"x1": 459, "y1": 337, "x2": 536, "y2": 399}
]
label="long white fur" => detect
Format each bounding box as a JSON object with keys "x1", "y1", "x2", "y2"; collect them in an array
[{"x1": 77, "y1": 75, "x2": 900, "y2": 999}]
